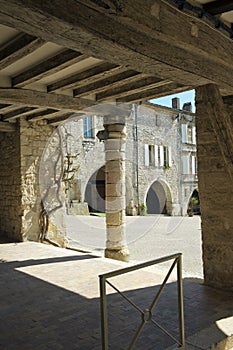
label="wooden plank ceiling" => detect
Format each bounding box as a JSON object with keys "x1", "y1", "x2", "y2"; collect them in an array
[{"x1": 0, "y1": 0, "x2": 233, "y2": 130}]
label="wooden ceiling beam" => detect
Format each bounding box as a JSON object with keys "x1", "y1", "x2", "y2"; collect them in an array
[
  {"x1": 47, "y1": 112, "x2": 82, "y2": 126},
  {"x1": 2, "y1": 106, "x2": 36, "y2": 121},
  {"x1": 0, "y1": 88, "x2": 94, "y2": 111},
  {"x1": 203, "y1": 0, "x2": 233, "y2": 15},
  {"x1": 12, "y1": 49, "x2": 88, "y2": 87},
  {"x1": 223, "y1": 95, "x2": 233, "y2": 105},
  {"x1": 0, "y1": 33, "x2": 45, "y2": 69},
  {"x1": 0, "y1": 0, "x2": 233, "y2": 94},
  {"x1": 0, "y1": 104, "x2": 27, "y2": 114},
  {"x1": 117, "y1": 83, "x2": 190, "y2": 103},
  {"x1": 96, "y1": 77, "x2": 172, "y2": 101},
  {"x1": 0, "y1": 121, "x2": 16, "y2": 132},
  {"x1": 73, "y1": 70, "x2": 142, "y2": 97},
  {"x1": 27, "y1": 108, "x2": 58, "y2": 121},
  {"x1": 47, "y1": 62, "x2": 122, "y2": 92}
]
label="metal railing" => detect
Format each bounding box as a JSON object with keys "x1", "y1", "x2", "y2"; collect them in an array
[{"x1": 99, "y1": 253, "x2": 185, "y2": 349}]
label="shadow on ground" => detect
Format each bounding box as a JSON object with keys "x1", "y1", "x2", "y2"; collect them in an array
[{"x1": 0, "y1": 253, "x2": 232, "y2": 350}]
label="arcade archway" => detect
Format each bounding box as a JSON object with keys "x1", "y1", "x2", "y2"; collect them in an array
[
  {"x1": 146, "y1": 180, "x2": 172, "y2": 215},
  {"x1": 84, "y1": 166, "x2": 105, "y2": 213}
]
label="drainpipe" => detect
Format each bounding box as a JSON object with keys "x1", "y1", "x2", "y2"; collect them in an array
[{"x1": 133, "y1": 104, "x2": 140, "y2": 209}]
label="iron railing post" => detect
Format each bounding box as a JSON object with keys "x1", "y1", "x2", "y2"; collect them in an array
[
  {"x1": 177, "y1": 255, "x2": 185, "y2": 347},
  {"x1": 99, "y1": 275, "x2": 108, "y2": 350}
]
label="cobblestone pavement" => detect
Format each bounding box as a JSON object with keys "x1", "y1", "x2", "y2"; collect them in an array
[
  {"x1": 66, "y1": 215, "x2": 203, "y2": 278},
  {"x1": 0, "y1": 242, "x2": 232, "y2": 350}
]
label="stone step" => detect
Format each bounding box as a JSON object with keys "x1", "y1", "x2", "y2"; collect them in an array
[{"x1": 165, "y1": 319, "x2": 233, "y2": 350}]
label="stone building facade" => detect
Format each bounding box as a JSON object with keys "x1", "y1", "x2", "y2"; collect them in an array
[{"x1": 63, "y1": 99, "x2": 197, "y2": 217}]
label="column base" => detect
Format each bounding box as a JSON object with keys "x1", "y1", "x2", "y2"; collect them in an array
[{"x1": 105, "y1": 248, "x2": 130, "y2": 262}]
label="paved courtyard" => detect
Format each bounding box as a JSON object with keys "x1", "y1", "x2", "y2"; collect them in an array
[
  {"x1": 0, "y1": 242, "x2": 233, "y2": 350},
  {"x1": 66, "y1": 215, "x2": 203, "y2": 278}
]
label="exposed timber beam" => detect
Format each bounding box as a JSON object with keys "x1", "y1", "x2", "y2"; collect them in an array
[
  {"x1": 117, "y1": 83, "x2": 189, "y2": 103},
  {"x1": 47, "y1": 62, "x2": 123, "y2": 92},
  {"x1": 96, "y1": 77, "x2": 172, "y2": 101},
  {"x1": 73, "y1": 70, "x2": 142, "y2": 97},
  {"x1": 47, "y1": 112, "x2": 79, "y2": 125},
  {"x1": 203, "y1": 0, "x2": 233, "y2": 15},
  {"x1": 0, "y1": 88, "x2": 94, "y2": 111},
  {"x1": 0, "y1": 121, "x2": 16, "y2": 132},
  {"x1": 26, "y1": 108, "x2": 58, "y2": 121},
  {"x1": 223, "y1": 95, "x2": 233, "y2": 105},
  {"x1": 12, "y1": 49, "x2": 88, "y2": 87},
  {"x1": 0, "y1": 33, "x2": 45, "y2": 69},
  {"x1": 0, "y1": 1, "x2": 233, "y2": 94},
  {"x1": 2, "y1": 106, "x2": 36, "y2": 121}
]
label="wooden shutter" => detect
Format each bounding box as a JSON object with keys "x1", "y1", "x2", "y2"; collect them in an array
[
  {"x1": 144, "y1": 144, "x2": 149, "y2": 166},
  {"x1": 183, "y1": 155, "x2": 189, "y2": 174},
  {"x1": 192, "y1": 126, "x2": 196, "y2": 145},
  {"x1": 155, "y1": 145, "x2": 159, "y2": 166},
  {"x1": 182, "y1": 124, "x2": 187, "y2": 143},
  {"x1": 168, "y1": 146, "x2": 172, "y2": 167},
  {"x1": 191, "y1": 155, "x2": 196, "y2": 174},
  {"x1": 159, "y1": 145, "x2": 164, "y2": 166}
]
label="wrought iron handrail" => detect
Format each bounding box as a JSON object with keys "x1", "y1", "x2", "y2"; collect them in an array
[{"x1": 99, "y1": 253, "x2": 185, "y2": 349}]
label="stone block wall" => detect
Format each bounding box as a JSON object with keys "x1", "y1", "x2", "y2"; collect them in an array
[
  {"x1": 0, "y1": 118, "x2": 67, "y2": 243},
  {"x1": 0, "y1": 126, "x2": 22, "y2": 240}
]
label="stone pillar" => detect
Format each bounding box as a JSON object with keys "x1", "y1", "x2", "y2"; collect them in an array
[
  {"x1": 103, "y1": 115, "x2": 129, "y2": 262},
  {"x1": 195, "y1": 84, "x2": 233, "y2": 291}
]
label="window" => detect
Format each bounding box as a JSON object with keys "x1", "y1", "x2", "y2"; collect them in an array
[
  {"x1": 182, "y1": 122, "x2": 196, "y2": 144},
  {"x1": 159, "y1": 146, "x2": 172, "y2": 168},
  {"x1": 181, "y1": 124, "x2": 187, "y2": 143},
  {"x1": 83, "y1": 116, "x2": 94, "y2": 138},
  {"x1": 144, "y1": 144, "x2": 155, "y2": 166}
]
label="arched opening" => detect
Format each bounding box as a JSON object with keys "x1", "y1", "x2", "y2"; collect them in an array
[
  {"x1": 146, "y1": 180, "x2": 172, "y2": 215},
  {"x1": 187, "y1": 189, "x2": 200, "y2": 216},
  {"x1": 84, "y1": 166, "x2": 105, "y2": 213}
]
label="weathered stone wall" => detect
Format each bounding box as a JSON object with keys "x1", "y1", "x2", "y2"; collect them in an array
[
  {"x1": 19, "y1": 118, "x2": 55, "y2": 241},
  {"x1": 0, "y1": 125, "x2": 22, "y2": 240},
  {"x1": 196, "y1": 86, "x2": 233, "y2": 291}
]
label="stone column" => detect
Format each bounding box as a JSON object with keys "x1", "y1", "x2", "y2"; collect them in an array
[{"x1": 103, "y1": 115, "x2": 129, "y2": 262}]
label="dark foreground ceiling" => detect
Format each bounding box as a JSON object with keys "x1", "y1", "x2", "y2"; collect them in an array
[{"x1": 0, "y1": 0, "x2": 233, "y2": 130}]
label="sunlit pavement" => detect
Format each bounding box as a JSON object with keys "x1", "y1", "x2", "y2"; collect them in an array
[{"x1": 66, "y1": 215, "x2": 203, "y2": 278}]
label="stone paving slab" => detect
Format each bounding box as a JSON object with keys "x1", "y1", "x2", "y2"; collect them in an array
[{"x1": 0, "y1": 242, "x2": 232, "y2": 350}]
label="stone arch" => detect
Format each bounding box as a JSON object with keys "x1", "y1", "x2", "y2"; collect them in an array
[
  {"x1": 187, "y1": 188, "x2": 200, "y2": 215},
  {"x1": 84, "y1": 166, "x2": 105, "y2": 213},
  {"x1": 145, "y1": 179, "x2": 173, "y2": 215}
]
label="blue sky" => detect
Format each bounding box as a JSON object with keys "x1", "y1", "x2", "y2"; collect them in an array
[{"x1": 150, "y1": 90, "x2": 195, "y2": 111}]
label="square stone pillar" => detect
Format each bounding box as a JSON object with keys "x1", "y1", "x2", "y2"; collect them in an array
[
  {"x1": 195, "y1": 84, "x2": 233, "y2": 291},
  {"x1": 103, "y1": 115, "x2": 129, "y2": 262}
]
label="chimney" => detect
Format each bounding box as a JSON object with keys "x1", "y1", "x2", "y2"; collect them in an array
[
  {"x1": 172, "y1": 97, "x2": 180, "y2": 110},
  {"x1": 182, "y1": 102, "x2": 192, "y2": 112}
]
